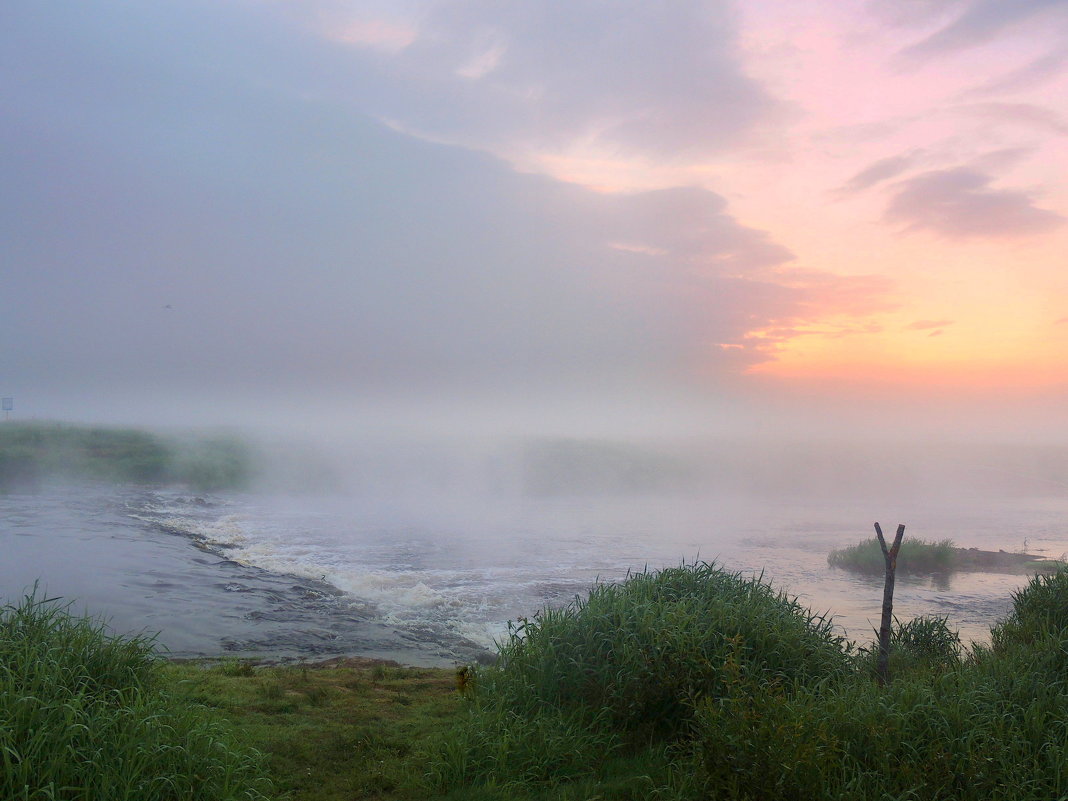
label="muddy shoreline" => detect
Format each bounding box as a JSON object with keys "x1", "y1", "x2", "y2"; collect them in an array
[{"x1": 950, "y1": 547, "x2": 1065, "y2": 574}]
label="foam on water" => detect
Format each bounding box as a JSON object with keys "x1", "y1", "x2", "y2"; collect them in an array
[{"x1": 125, "y1": 488, "x2": 1068, "y2": 651}]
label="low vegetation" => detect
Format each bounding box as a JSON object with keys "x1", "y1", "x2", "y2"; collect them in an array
[
  {"x1": 163, "y1": 659, "x2": 461, "y2": 801},
  {"x1": 0, "y1": 422, "x2": 252, "y2": 490},
  {"x1": 11, "y1": 563, "x2": 1068, "y2": 799}
]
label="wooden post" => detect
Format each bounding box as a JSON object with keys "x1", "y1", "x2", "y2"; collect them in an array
[{"x1": 874, "y1": 522, "x2": 905, "y2": 686}]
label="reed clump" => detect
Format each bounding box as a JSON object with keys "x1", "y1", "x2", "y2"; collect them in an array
[
  {"x1": 0, "y1": 590, "x2": 271, "y2": 801},
  {"x1": 828, "y1": 536, "x2": 956, "y2": 575},
  {"x1": 991, "y1": 568, "x2": 1068, "y2": 651}
]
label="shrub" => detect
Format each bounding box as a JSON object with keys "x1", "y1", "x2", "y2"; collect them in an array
[
  {"x1": 0, "y1": 590, "x2": 271, "y2": 801},
  {"x1": 166, "y1": 436, "x2": 253, "y2": 491},
  {"x1": 0, "y1": 423, "x2": 253, "y2": 491},
  {"x1": 853, "y1": 615, "x2": 962, "y2": 680}
]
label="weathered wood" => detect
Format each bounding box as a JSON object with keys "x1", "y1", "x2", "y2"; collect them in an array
[{"x1": 874, "y1": 522, "x2": 906, "y2": 686}]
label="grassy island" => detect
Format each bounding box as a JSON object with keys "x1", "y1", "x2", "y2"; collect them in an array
[
  {"x1": 0, "y1": 422, "x2": 253, "y2": 491},
  {"x1": 8, "y1": 563, "x2": 1068, "y2": 799},
  {"x1": 829, "y1": 536, "x2": 1066, "y2": 576}
]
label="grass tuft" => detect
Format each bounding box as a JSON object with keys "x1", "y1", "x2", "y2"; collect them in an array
[
  {"x1": 991, "y1": 568, "x2": 1068, "y2": 652},
  {"x1": 0, "y1": 589, "x2": 271, "y2": 801},
  {"x1": 430, "y1": 561, "x2": 851, "y2": 791},
  {"x1": 828, "y1": 536, "x2": 956, "y2": 575}
]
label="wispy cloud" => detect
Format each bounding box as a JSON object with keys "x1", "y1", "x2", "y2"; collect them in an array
[
  {"x1": 885, "y1": 167, "x2": 1064, "y2": 238},
  {"x1": 313, "y1": 0, "x2": 779, "y2": 163},
  {"x1": 961, "y1": 44, "x2": 1068, "y2": 96},
  {"x1": 956, "y1": 102, "x2": 1068, "y2": 136},
  {"x1": 906, "y1": 319, "x2": 955, "y2": 330},
  {"x1": 839, "y1": 152, "x2": 924, "y2": 194},
  {"x1": 900, "y1": 0, "x2": 1068, "y2": 60}
]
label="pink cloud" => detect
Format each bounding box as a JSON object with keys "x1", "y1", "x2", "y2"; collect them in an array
[
  {"x1": 839, "y1": 152, "x2": 922, "y2": 194},
  {"x1": 957, "y1": 102, "x2": 1068, "y2": 136},
  {"x1": 906, "y1": 319, "x2": 955, "y2": 330},
  {"x1": 329, "y1": 19, "x2": 417, "y2": 52},
  {"x1": 885, "y1": 167, "x2": 1064, "y2": 238}
]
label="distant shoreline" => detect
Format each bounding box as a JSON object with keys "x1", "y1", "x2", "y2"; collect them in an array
[
  {"x1": 0, "y1": 421, "x2": 253, "y2": 491},
  {"x1": 949, "y1": 546, "x2": 1066, "y2": 574}
]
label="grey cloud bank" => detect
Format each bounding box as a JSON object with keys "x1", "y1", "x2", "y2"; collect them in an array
[
  {"x1": 884, "y1": 167, "x2": 1064, "y2": 238},
  {"x1": 0, "y1": 0, "x2": 819, "y2": 431},
  {"x1": 309, "y1": 0, "x2": 778, "y2": 159}
]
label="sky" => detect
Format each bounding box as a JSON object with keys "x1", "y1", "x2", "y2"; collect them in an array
[{"x1": 3, "y1": 0, "x2": 1068, "y2": 440}]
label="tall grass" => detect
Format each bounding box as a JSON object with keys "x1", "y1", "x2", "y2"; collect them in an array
[
  {"x1": 691, "y1": 569, "x2": 1068, "y2": 800},
  {"x1": 0, "y1": 590, "x2": 271, "y2": 801},
  {"x1": 991, "y1": 569, "x2": 1068, "y2": 651},
  {"x1": 852, "y1": 614, "x2": 963, "y2": 680},
  {"x1": 432, "y1": 563, "x2": 1068, "y2": 800},
  {"x1": 828, "y1": 536, "x2": 956, "y2": 575},
  {"x1": 429, "y1": 562, "x2": 851, "y2": 790}
]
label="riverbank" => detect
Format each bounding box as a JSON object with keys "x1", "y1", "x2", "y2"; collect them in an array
[
  {"x1": 11, "y1": 563, "x2": 1068, "y2": 800},
  {"x1": 0, "y1": 421, "x2": 254, "y2": 490}
]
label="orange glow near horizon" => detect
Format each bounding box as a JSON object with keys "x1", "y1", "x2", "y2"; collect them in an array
[
  {"x1": 319, "y1": 2, "x2": 1068, "y2": 401},
  {"x1": 746, "y1": 309, "x2": 1068, "y2": 390}
]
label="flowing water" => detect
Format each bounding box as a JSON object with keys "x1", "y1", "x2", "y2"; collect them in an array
[{"x1": 3, "y1": 481, "x2": 1067, "y2": 666}]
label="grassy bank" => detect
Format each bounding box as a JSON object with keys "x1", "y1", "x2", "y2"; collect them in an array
[
  {"x1": 12, "y1": 564, "x2": 1068, "y2": 799},
  {"x1": 0, "y1": 422, "x2": 252, "y2": 491},
  {"x1": 1, "y1": 590, "x2": 272, "y2": 800}
]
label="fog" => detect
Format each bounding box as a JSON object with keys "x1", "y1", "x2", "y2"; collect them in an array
[{"x1": 242, "y1": 429, "x2": 1068, "y2": 506}]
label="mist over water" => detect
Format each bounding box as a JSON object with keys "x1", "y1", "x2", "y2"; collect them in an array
[
  {"x1": 4, "y1": 0, "x2": 1068, "y2": 677},
  {"x1": 4, "y1": 431, "x2": 1067, "y2": 665}
]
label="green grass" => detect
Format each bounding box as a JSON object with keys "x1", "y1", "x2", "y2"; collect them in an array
[
  {"x1": 427, "y1": 562, "x2": 851, "y2": 795},
  {"x1": 13, "y1": 564, "x2": 1068, "y2": 800},
  {"x1": 991, "y1": 568, "x2": 1068, "y2": 651},
  {"x1": 162, "y1": 659, "x2": 463, "y2": 800},
  {"x1": 429, "y1": 563, "x2": 1068, "y2": 800},
  {"x1": 0, "y1": 422, "x2": 253, "y2": 490},
  {"x1": 0, "y1": 589, "x2": 271, "y2": 801},
  {"x1": 686, "y1": 569, "x2": 1068, "y2": 800},
  {"x1": 828, "y1": 536, "x2": 957, "y2": 575}
]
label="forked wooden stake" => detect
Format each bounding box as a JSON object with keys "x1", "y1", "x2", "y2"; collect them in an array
[{"x1": 874, "y1": 522, "x2": 906, "y2": 686}]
